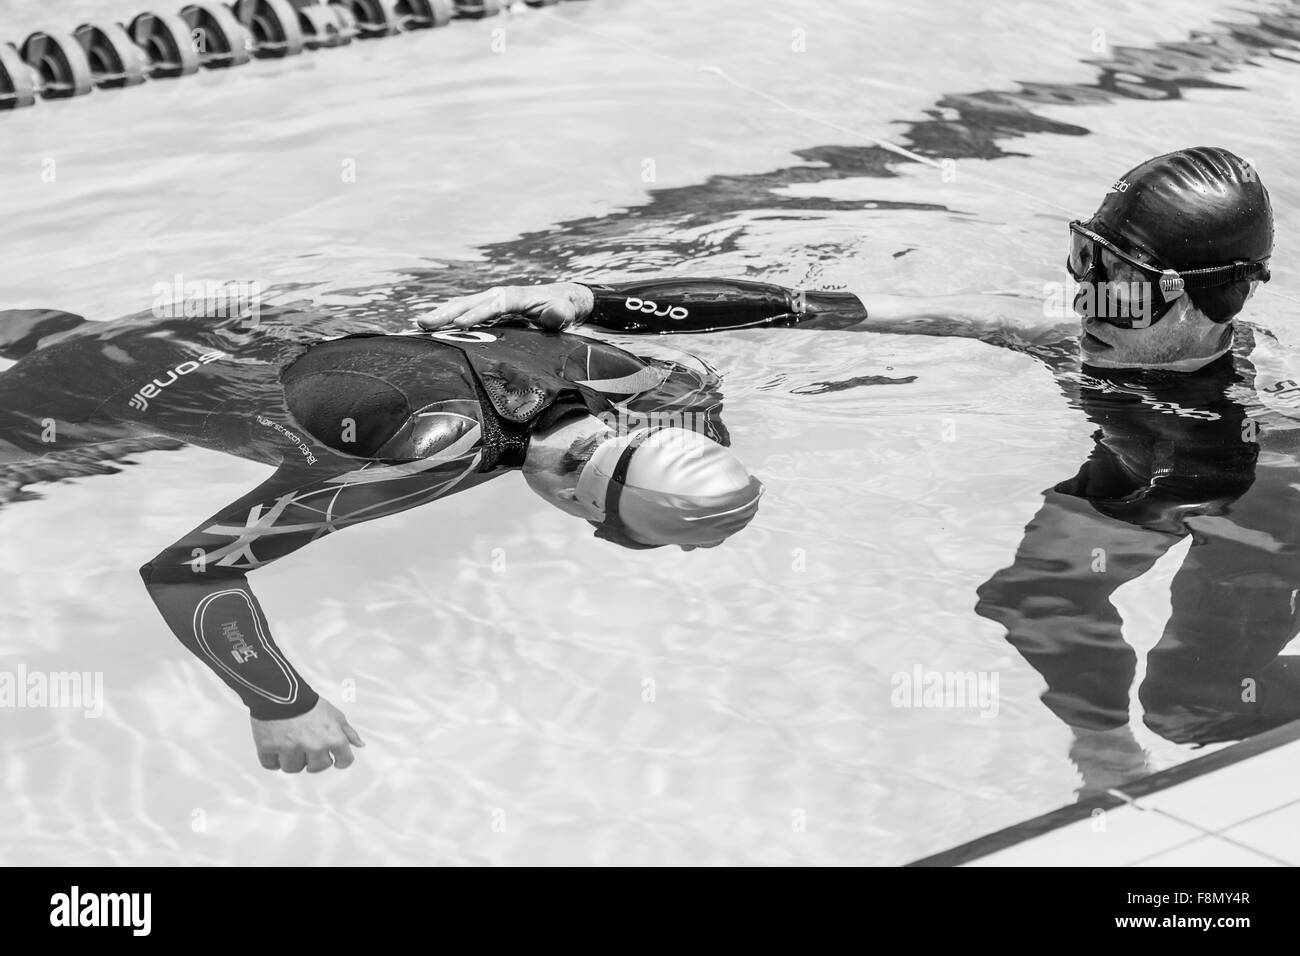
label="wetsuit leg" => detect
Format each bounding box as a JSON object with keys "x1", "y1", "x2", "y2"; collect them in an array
[{"x1": 0, "y1": 348, "x2": 183, "y2": 506}]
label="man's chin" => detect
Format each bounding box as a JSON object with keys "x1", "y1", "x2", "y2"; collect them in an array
[{"x1": 1080, "y1": 326, "x2": 1124, "y2": 366}]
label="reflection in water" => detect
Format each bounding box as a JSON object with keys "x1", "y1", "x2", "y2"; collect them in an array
[
  {"x1": 790, "y1": 374, "x2": 918, "y2": 395},
  {"x1": 974, "y1": 329, "x2": 1300, "y2": 793},
  {"x1": 403, "y1": 3, "x2": 1300, "y2": 282}
]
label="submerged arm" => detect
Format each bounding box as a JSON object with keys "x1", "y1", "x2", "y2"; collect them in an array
[
  {"x1": 141, "y1": 443, "x2": 481, "y2": 768},
  {"x1": 138, "y1": 464, "x2": 336, "y2": 724}
]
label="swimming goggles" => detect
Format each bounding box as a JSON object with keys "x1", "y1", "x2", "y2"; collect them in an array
[{"x1": 1067, "y1": 219, "x2": 1269, "y2": 328}]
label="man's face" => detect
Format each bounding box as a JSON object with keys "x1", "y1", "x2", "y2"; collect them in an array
[{"x1": 1073, "y1": 249, "x2": 1229, "y2": 369}]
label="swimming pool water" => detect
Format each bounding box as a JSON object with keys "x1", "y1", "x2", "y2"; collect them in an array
[{"x1": 2, "y1": 0, "x2": 1299, "y2": 865}]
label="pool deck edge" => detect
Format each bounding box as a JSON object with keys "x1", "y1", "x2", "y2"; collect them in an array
[{"x1": 907, "y1": 717, "x2": 1300, "y2": 867}]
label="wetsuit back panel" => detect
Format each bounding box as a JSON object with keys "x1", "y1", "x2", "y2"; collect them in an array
[{"x1": 283, "y1": 336, "x2": 479, "y2": 459}]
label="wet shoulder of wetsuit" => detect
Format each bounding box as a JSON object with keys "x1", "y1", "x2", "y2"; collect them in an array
[
  {"x1": 280, "y1": 332, "x2": 535, "y2": 469},
  {"x1": 469, "y1": 322, "x2": 737, "y2": 445},
  {"x1": 578, "y1": 278, "x2": 868, "y2": 333},
  {"x1": 559, "y1": 331, "x2": 732, "y2": 444}
]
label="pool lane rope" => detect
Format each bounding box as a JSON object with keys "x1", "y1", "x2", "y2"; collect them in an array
[{"x1": 0, "y1": 0, "x2": 584, "y2": 110}]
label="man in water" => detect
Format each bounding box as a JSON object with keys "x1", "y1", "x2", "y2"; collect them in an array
[
  {"x1": 420, "y1": 145, "x2": 1298, "y2": 791},
  {"x1": 0, "y1": 306, "x2": 763, "y2": 772}
]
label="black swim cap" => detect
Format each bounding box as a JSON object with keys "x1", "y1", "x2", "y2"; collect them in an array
[{"x1": 1090, "y1": 146, "x2": 1272, "y2": 321}]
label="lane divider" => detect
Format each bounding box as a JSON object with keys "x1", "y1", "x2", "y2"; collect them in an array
[{"x1": 0, "y1": 0, "x2": 587, "y2": 111}]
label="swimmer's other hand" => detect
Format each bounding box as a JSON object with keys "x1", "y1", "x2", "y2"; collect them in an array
[
  {"x1": 417, "y1": 282, "x2": 593, "y2": 333},
  {"x1": 250, "y1": 697, "x2": 365, "y2": 773}
]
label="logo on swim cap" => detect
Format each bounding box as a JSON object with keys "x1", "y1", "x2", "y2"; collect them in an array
[{"x1": 1112, "y1": 179, "x2": 1131, "y2": 193}]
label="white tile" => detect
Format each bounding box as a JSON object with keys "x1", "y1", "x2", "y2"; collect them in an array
[
  {"x1": 1216, "y1": 800, "x2": 1300, "y2": 866},
  {"x1": 1134, "y1": 836, "x2": 1282, "y2": 867},
  {"x1": 1130, "y1": 740, "x2": 1300, "y2": 832},
  {"x1": 965, "y1": 804, "x2": 1202, "y2": 867}
]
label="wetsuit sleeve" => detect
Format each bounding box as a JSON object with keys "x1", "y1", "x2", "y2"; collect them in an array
[
  {"x1": 578, "y1": 278, "x2": 867, "y2": 333},
  {"x1": 138, "y1": 465, "x2": 335, "y2": 720},
  {"x1": 138, "y1": 449, "x2": 482, "y2": 719}
]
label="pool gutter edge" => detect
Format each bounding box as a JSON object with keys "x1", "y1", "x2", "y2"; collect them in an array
[{"x1": 906, "y1": 716, "x2": 1300, "y2": 867}]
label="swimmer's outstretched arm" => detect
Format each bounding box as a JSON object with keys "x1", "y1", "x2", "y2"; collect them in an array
[
  {"x1": 139, "y1": 465, "x2": 364, "y2": 772},
  {"x1": 142, "y1": 446, "x2": 484, "y2": 770},
  {"x1": 418, "y1": 280, "x2": 1073, "y2": 349}
]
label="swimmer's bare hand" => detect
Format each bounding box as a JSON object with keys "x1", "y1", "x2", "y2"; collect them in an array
[
  {"x1": 251, "y1": 697, "x2": 365, "y2": 773},
  {"x1": 417, "y1": 282, "x2": 593, "y2": 333}
]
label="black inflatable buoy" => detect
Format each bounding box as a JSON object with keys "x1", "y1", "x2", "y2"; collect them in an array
[
  {"x1": 129, "y1": 12, "x2": 201, "y2": 78},
  {"x1": 328, "y1": 0, "x2": 403, "y2": 38},
  {"x1": 233, "y1": 0, "x2": 306, "y2": 57},
  {"x1": 180, "y1": 3, "x2": 253, "y2": 68},
  {"x1": 396, "y1": 0, "x2": 456, "y2": 29},
  {"x1": 0, "y1": 42, "x2": 37, "y2": 109},
  {"x1": 73, "y1": 23, "x2": 149, "y2": 88},
  {"x1": 455, "y1": 0, "x2": 503, "y2": 17},
  {"x1": 20, "y1": 32, "x2": 93, "y2": 99},
  {"x1": 524, "y1": 0, "x2": 561, "y2": 6}
]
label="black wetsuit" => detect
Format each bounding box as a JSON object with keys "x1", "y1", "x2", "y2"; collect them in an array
[
  {"x1": 0, "y1": 306, "x2": 727, "y2": 719},
  {"x1": 573, "y1": 276, "x2": 1300, "y2": 747}
]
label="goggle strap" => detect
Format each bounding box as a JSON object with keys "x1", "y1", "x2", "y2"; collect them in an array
[
  {"x1": 1174, "y1": 259, "x2": 1269, "y2": 288},
  {"x1": 1072, "y1": 222, "x2": 1269, "y2": 292},
  {"x1": 602, "y1": 427, "x2": 661, "y2": 533}
]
